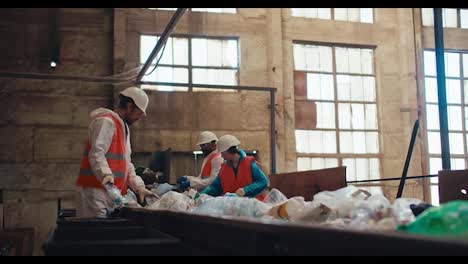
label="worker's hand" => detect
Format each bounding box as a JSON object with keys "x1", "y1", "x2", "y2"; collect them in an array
[
  {"x1": 137, "y1": 187, "x2": 157, "y2": 203},
  {"x1": 102, "y1": 174, "x2": 114, "y2": 186},
  {"x1": 180, "y1": 180, "x2": 190, "y2": 191},
  {"x1": 177, "y1": 176, "x2": 188, "y2": 184},
  {"x1": 235, "y1": 188, "x2": 245, "y2": 197}
]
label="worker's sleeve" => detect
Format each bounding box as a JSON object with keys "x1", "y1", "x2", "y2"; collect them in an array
[
  {"x1": 125, "y1": 130, "x2": 145, "y2": 192},
  {"x1": 88, "y1": 117, "x2": 114, "y2": 181},
  {"x1": 127, "y1": 161, "x2": 145, "y2": 192},
  {"x1": 187, "y1": 156, "x2": 223, "y2": 192},
  {"x1": 200, "y1": 175, "x2": 223, "y2": 197},
  {"x1": 243, "y1": 162, "x2": 268, "y2": 198},
  {"x1": 210, "y1": 155, "x2": 223, "y2": 177}
]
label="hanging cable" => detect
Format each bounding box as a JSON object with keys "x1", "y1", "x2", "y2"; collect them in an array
[
  {"x1": 145, "y1": 41, "x2": 167, "y2": 76},
  {"x1": 105, "y1": 66, "x2": 142, "y2": 78},
  {"x1": 144, "y1": 9, "x2": 171, "y2": 77}
]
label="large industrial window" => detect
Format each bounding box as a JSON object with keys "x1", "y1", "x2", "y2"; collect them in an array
[
  {"x1": 140, "y1": 35, "x2": 239, "y2": 92},
  {"x1": 147, "y1": 8, "x2": 237, "y2": 14},
  {"x1": 421, "y1": 8, "x2": 468, "y2": 29},
  {"x1": 423, "y1": 50, "x2": 468, "y2": 205},
  {"x1": 293, "y1": 42, "x2": 381, "y2": 194},
  {"x1": 291, "y1": 8, "x2": 373, "y2": 24}
]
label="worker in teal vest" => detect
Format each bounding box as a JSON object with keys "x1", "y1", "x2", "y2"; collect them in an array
[{"x1": 199, "y1": 135, "x2": 268, "y2": 200}]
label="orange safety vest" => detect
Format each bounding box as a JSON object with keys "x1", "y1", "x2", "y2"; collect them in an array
[
  {"x1": 76, "y1": 114, "x2": 128, "y2": 195},
  {"x1": 200, "y1": 152, "x2": 221, "y2": 179},
  {"x1": 219, "y1": 156, "x2": 266, "y2": 201}
]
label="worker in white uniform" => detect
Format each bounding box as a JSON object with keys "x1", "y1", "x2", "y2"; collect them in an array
[
  {"x1": 75, "y1": 87, "x2": 156, "y2": 218},
  {"x1": 177, "y1": 131, "x2": 224, "y2": 192}
]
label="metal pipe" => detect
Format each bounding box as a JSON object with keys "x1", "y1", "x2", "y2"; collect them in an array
[
  {"x1": 137, "y1": 81, "x2": 276, "y2": 92},
  {"x1": 270, "y1": 90, "x2": 276, "y2": 174},
  {"x1": 434, "y1": 8, "x2": 451, "y2": 170},
  {"x1": 347, "y1": 174, "x2": 437, "y2": 184},
  {"x1": 138, "y1": 80, "x2": 277, "y2": 174},
  {"x1": 136, "y1": 8, "x2": 187, "y2": 82},
  {"x1": 49, "y1": 8, "x2": 61, "y2": 66},
  {"x1": 396, "y1": 119, "x2": 420, "y2": 199},
  {"x1": 0, "y1": 71, "x2": 133, "y2": 84}
]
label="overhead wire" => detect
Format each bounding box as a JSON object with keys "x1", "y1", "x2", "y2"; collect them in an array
[{"x1": 145, "y1": 8, "x2": 170, "y2": 77}]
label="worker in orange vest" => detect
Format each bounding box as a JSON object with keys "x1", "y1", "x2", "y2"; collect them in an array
[
  {"x1": 76, "y1": 87, "x2": 156, "y2": 217},
  {"x1": 199, "y1": 135, "x2": 268, "y2": 200},
  {"x1": 177, "y1": 131, "x2": 224, "y2": 192}
]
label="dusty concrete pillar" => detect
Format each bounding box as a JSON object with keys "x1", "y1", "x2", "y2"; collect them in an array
[{"x1": 266, "y1": 8, "x2": 285, "y2": 173}]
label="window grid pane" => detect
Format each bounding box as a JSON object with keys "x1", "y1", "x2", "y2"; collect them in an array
[
  {"x1": 294, "y1": 42, "x2": 379, "y2": 184},
  {"x1": 292, "y1": 8, "x2": 373, "y2": 24},
  {"x1": 424, "y1": 49, "x2": 468, "y2": 204},
  {"x1": 140, "y1": 35, "x2": 239, "y2": 92},
  {"x1": 461, "y1": 9, "x2": 468, "y2": 29}
]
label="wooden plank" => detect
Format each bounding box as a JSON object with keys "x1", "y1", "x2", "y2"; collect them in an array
[
  {"x1": 438, "y1": 169, "x2": 468, "y2": 203},
  {"x1": 270, "y1": 166, "x2": 347, "y2": 201}
]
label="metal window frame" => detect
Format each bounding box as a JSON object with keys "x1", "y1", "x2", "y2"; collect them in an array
[
  {"x1": 421, "y1": 8, "x2": 466, "y2": 28},
  {"x1": 293, "y1": 41, "x2": 381, "y2": 179},
  {"x1": 423, "y1": 49, "x2": 468, "y2": 176},
  {"x1": 139, "y1": 33, "x2": 240, "y2": 92}
]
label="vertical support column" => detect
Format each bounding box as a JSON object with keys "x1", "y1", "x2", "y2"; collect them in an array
[
  {"x1": 113, "y1": 8, "x2": 127, "y2": 76},
  {"x1": 266, "y1": 8, "x2": 284, "y2": 175},
  {"x1": 270, "y1": 90, "x2": 276, "y2": 174},
  {"x1": 112, "y1": 8, "x2": 128, "y2": 107},
  {"x1": 433, "y1": 8, "x2": 451, "y2": 170}
]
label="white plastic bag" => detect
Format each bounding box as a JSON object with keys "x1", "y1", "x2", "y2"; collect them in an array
[
  {"x1": 151, "y1": 183, "x2": 175, "y2": 197},
  {"x1": 194, "y1": 193, "x2": 213, "y2": 206},
  {"x1": 194, "y1": 196, "x2": 271, "y2": 218},
  {"x1": 268, "y1": 196, "x2": 312, "y2": 220},
  {"x1": 147, "y1": 191, "x2": 194, "y2": 211},
  {"x1": 391, "y1": 198, "x2": 422, "y2": 225}
]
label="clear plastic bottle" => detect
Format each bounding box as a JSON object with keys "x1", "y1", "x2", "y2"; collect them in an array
[{"x1": 104, "y1": 183, "x2": 123, "y2": 208}]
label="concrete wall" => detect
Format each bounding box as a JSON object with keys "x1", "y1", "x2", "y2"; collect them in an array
[
  {"x1": 0, "y1": 8, "x2": 113, "y2": 255},
  {"x1": 0, "y1": 8, "x2": 466, "y2": 255}
]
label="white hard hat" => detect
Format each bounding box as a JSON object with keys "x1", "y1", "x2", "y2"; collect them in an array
[
  {"x1": 217, "y1": 135, "x2": 241, "y2": 153},
  {"x1": 120, "y1": 87, "x2": 149, "y2": 115},
  {"x1": 196, "y1": 131, "x2": 218, "y2": 146}
]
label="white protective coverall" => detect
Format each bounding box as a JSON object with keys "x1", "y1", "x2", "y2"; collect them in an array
[
  {"x1": 185, "y1": 150, "x2": 223, "y2": 192},
  {"x1": 76, "y1": 108, "x2": 145, "y2": 217}
]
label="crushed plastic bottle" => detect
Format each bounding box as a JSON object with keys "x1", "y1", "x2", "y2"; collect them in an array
[
  {"x1": 122, "y1": 189, "x2": 140, "y2": 207},
  {"x1": 194, "y1": 196, "x2": 271, "y2": 218},
  {"x1": 104, "y1": 183, "x2": 123, "y2": 208},
  {"x1": 263, "y1": 188, "x2": 288, "y2": 205}
]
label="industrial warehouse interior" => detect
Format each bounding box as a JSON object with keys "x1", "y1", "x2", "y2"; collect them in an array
[{"x1": 0, "y1": 8, "x2": 467, "y2": 256}]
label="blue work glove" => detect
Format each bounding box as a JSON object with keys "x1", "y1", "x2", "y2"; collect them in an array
[
  {"x1": 180, "y1": 180, "x2": 190, "y2": 191},
  {"x1": 177, "y1": 176, "x2": 188, "y2": 184}
]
